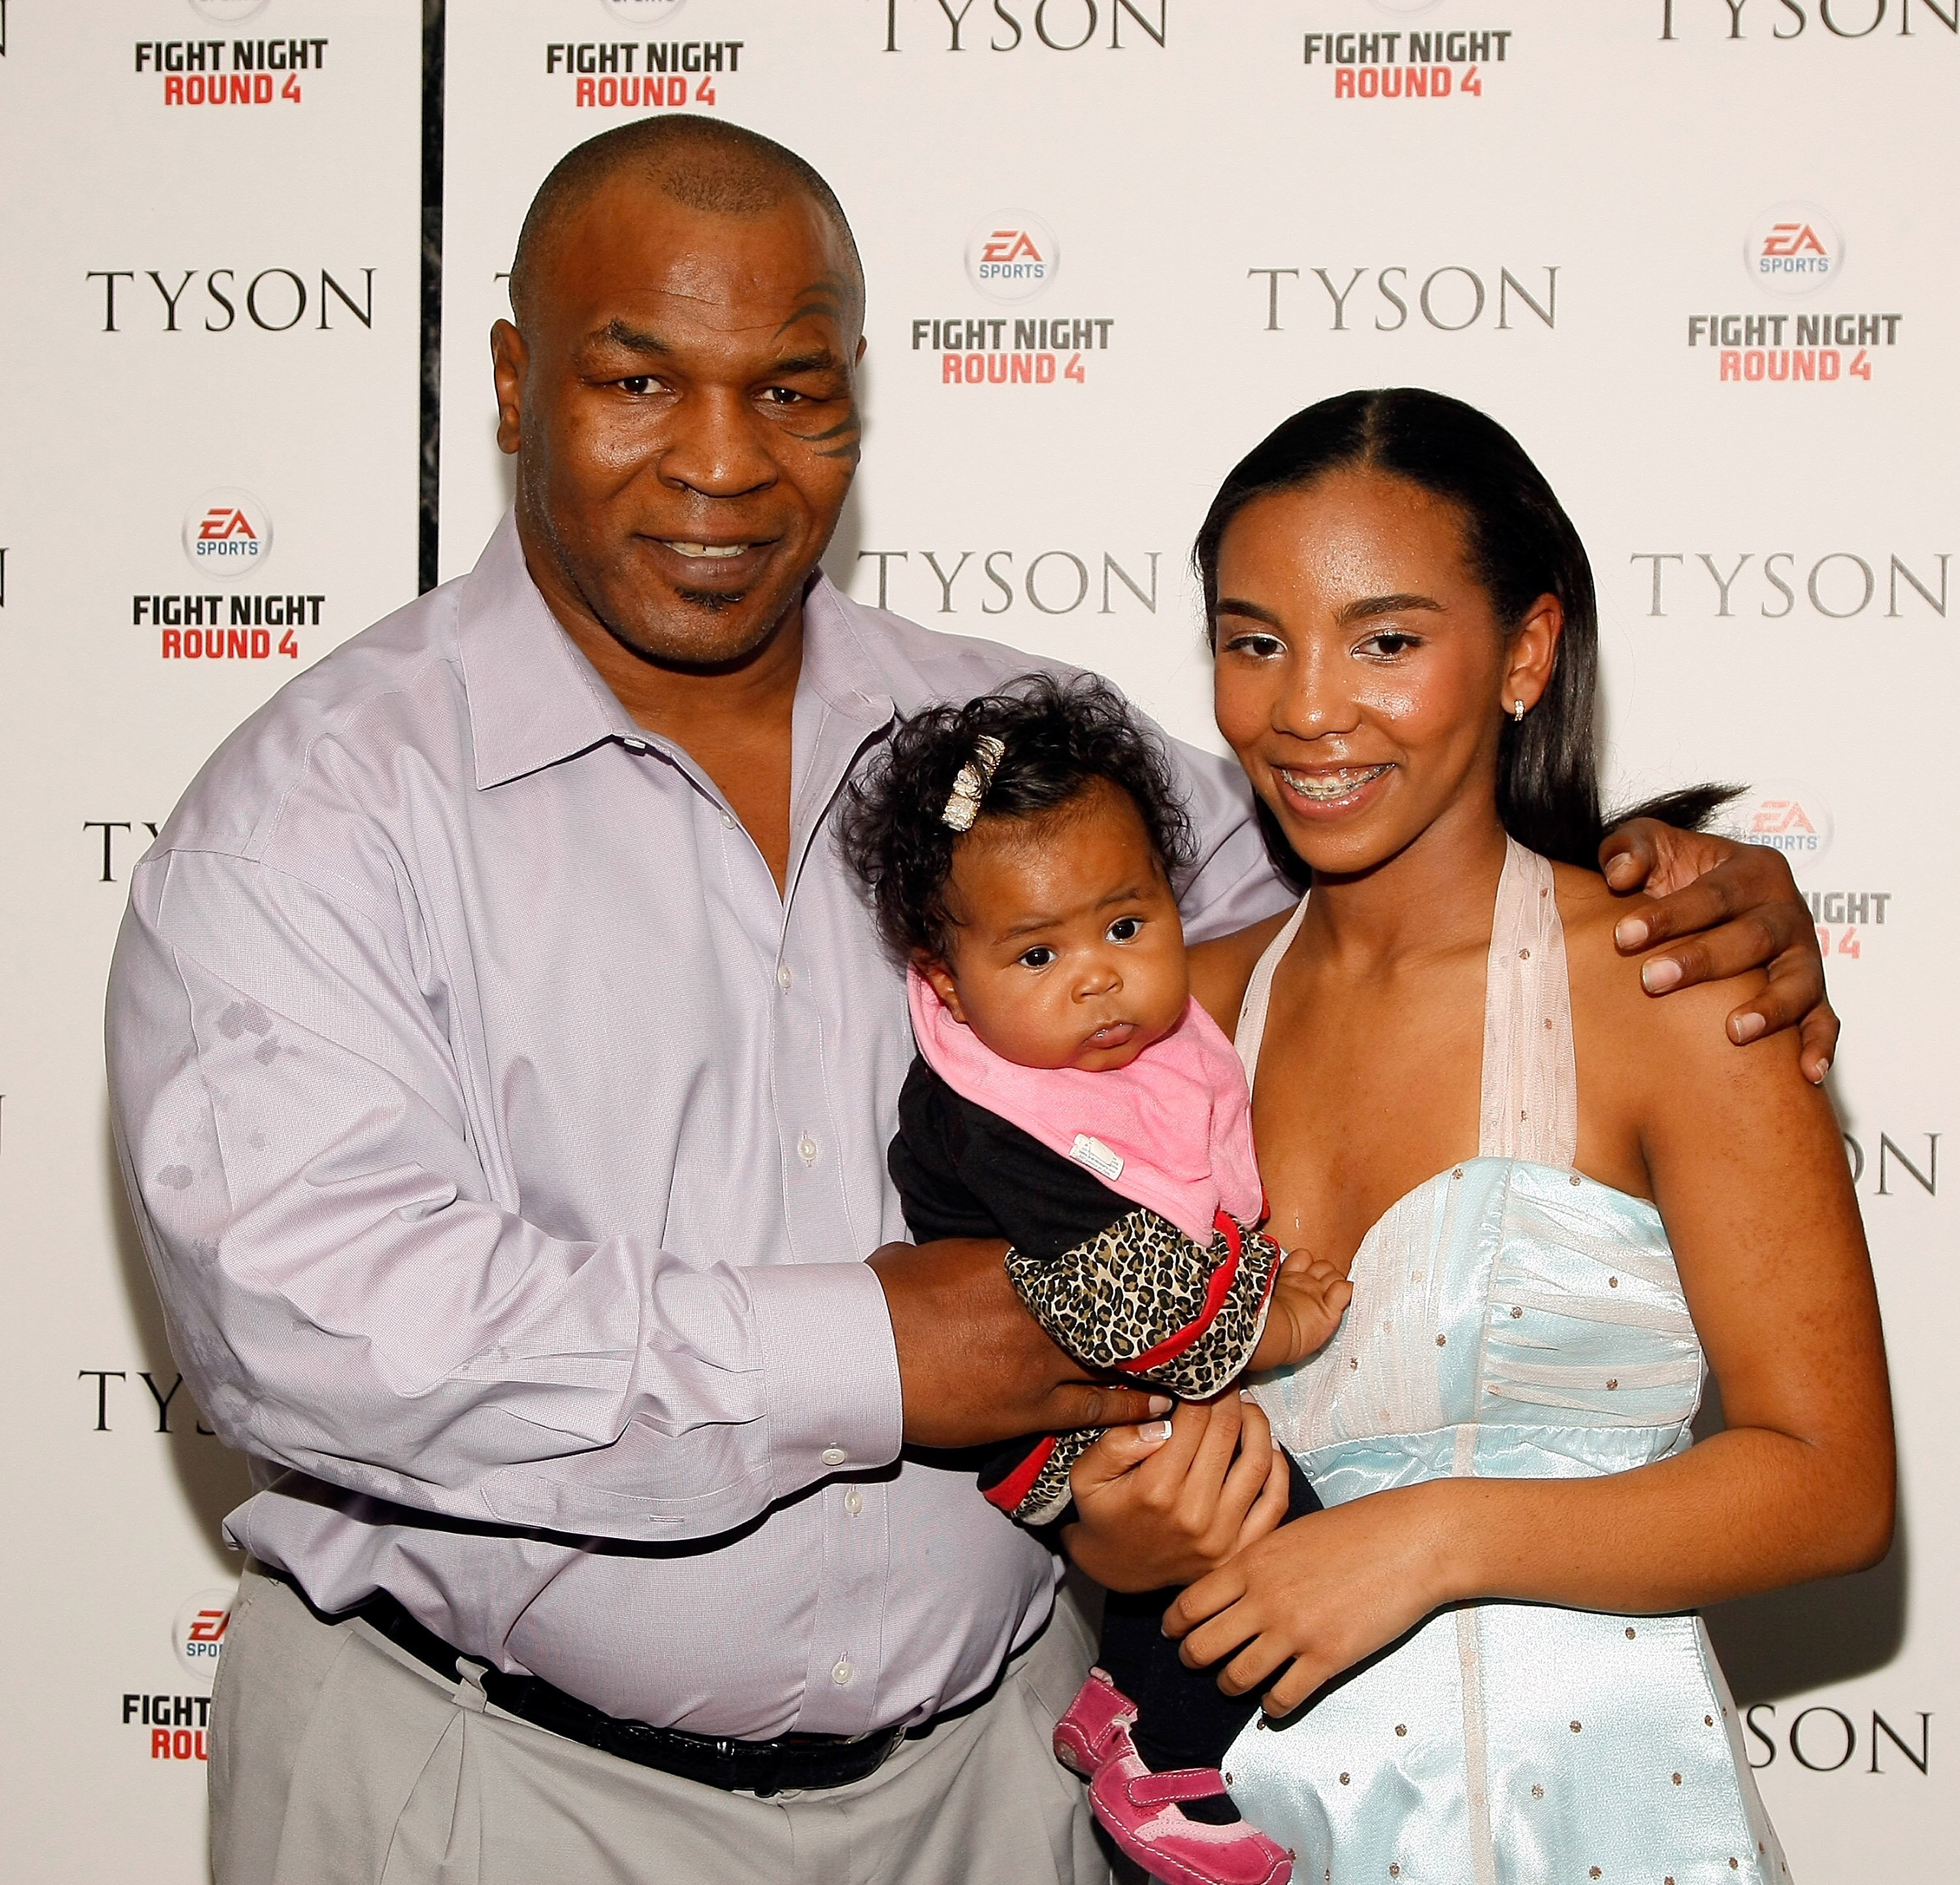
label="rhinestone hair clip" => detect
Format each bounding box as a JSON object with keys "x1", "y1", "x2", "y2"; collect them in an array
[{"x1": 940, "y1": 734, "x2": 1006, "y2": 833}]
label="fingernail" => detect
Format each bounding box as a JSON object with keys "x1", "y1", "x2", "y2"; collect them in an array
[
  {"x1": 1811, "y1": 1057, "x2": 1831, "y2": 1083},
  {"x1": 1148, "y1": 1394, "x2": 1173, "y2": 1415},
  {"x1": 1730, "y1": 1012, "x2": 1765, "y2": 1043},
  {"x1": 1606, "y1": 855, "x2": 1637, "y2": 887},
  {"x1": 1239, "y1": 1386, "x2": 1255, "y2": 1401},
  {"x1": 1615, "y1": 917, "x2": 1648, "y2": 950},
  {"x1": 1641, "y1": 958, "x2": 1682, "y2": 993},
  {"x1": 1139, "y1": 1419, "x2": 1173, "y2": 1443}
]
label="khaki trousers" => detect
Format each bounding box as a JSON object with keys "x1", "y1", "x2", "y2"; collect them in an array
[{"x1": 209, "y1": 1566, "x2": 1111, "y2": 1885}]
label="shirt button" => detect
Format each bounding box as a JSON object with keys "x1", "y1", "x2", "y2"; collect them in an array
[
  {"x1": 821, "y1": 1445, "x2": 847, "y2": 1467},
  {"x1": 844, "y1": 1489, "x2": 864, "y2": 1516},
  {"x1": 720, "y1": 810, "x2": 736, "y2": 830},
  {"x1": 621, "y1": 737, "x2": 647, "y2": 754},
  {"x1": 798, "y1": 1134, "x2": 819, "y2": 1165},
  {"x1": 831, "y1": 1658, "x2": 854, "y2": 1686},
  {"x1": 776, "y1": 964, "x2": 793, "y2": 992}
]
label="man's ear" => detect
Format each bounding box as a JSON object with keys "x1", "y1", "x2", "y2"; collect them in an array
[
  {"x1": 918, "y1": 957, "x2": 969, "y2": 1024},
  {"x1": 491, "y1": 319, "x2": 528, "y2": 457}
]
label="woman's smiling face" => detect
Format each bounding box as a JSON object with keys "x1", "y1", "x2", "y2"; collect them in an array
[{"x1": 1211, "y1": 466, "x2": 1561, "y2": 881}]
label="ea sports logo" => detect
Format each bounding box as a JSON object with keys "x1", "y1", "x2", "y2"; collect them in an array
[
  {"x1": 599, "y1": 0, "x2": 687, "y2": 25},
  {"x1": 1720, "y1": 783, "x2": 1835, "y2": 869},
  {"x1": 174, "y1": 1588, "x2": 235, "y2": 1681},
  {"x1": 966, "y1": 212, "x2": 1060, "y2": 304},
  {"x1": 1745, "y1": 202, "x2": 1844, "y2": 299},
  {"x1": 182, "y1": 489, "x2": 274, "y2": 580},
  {"x1": 188, "y1": 0, "x2": 270, "y2": 22}
]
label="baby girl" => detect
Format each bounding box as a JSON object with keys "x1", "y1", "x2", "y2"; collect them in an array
[{"x1": 840, "y1": 673, "x2": 1349, "y2": 1885}]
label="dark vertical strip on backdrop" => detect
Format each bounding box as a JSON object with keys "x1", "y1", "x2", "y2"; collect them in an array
[{"x1": 419, "y1": 0, "x2": 446, "y2": 594}]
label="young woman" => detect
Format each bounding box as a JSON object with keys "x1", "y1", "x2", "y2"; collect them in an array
[{"x1": 1062, "y1": 389, "x2": 1893, "y2": 1884}]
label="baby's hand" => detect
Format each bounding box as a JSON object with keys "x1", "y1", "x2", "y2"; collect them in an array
[{"x1": 1249, "y1": 1250, "x2": 1353, "y2": 1371}]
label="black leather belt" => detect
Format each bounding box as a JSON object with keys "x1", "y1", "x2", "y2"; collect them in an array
[{"x1": 293, "y1": 1573, "x2": 908, "y2": 1794}]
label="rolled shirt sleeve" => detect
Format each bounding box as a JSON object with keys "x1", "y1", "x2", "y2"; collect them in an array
[{"x1": 108, "y1": 847, "x2": 902, "y2": 1542}]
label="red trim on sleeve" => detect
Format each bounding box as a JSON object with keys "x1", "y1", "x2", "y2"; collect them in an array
[
  {"x1": 1126, "y1": 1211, "x2": 1244, "y2": 1373},
  {"x1": 983, "y1": 1434, "x2": 1060, "y2": 1515}
]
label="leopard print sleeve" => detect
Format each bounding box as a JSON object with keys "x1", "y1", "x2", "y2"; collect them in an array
[{"x1": 1004, "y1": 1207, "x2": 1281, "y2": 1404}]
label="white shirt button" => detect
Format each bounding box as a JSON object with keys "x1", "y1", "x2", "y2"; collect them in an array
[
  {"x1": 831, "y1": 1658, "x2": 854, "y2": 1686},
  {"x1": 720, "y1": 810, "x2": 736, "y2": 830},
  {"x1": 621, "y1": 737, "x2": 648, "y2": 754},
  {"x1": 776, "y1": 964, "x2": 793, "y2": 992},
  {"x1": 821, "y1": 1445, "x2": 847, "y2": 1467},
  {"x1": 843, "y1": 1489, "x2": 864, "y2": 1516},
  {"x1": 798, "y1": 1134, "x2": 819, "y2": 1165}
]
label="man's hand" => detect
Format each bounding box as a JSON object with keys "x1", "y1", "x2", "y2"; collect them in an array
[
  {"x1": 1599, "y1": 819, "x2": 1837, "y2": 1083},
  {"x1": 869, "y1": 1238, "x2": 1166, "y2": 1449}
]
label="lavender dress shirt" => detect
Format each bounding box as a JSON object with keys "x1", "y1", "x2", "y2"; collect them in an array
[{"x1": 105, "y1": 514, "x2": 1294, "y2": 1739}]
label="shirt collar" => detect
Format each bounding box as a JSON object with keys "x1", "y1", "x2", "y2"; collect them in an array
[
  {"x1": 455, "y1": 512, "x2": 638, "y2": 789},
  {"x1": 455, "y1": 511, "x2": 896, "y2": 790}
]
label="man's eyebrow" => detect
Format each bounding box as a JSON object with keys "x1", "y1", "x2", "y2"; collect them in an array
[
  {"x1": 585, "y1": 319, "x2": 671, "y2": 357},
  {"x1": 763, "y1": 350, "x2": 846, "y2": 378}
]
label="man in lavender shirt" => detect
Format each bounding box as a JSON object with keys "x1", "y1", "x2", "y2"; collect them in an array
[{"x1": 106, "y1": 120, "x2": 1831, "y2": 1884}]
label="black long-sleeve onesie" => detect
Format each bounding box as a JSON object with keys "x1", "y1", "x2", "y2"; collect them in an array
[{"x1": 889, "y1": 1054, "x2": 1321, "y2": 1784}]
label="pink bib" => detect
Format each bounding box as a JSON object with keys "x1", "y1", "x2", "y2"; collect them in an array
[{"x1": 907, "y1": 969, "x2": 1264, "y2": 1243}]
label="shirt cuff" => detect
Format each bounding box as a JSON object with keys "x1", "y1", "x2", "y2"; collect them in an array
[{"x1": 751, "y1": 1259, "x2": 904, "y2": 1501}]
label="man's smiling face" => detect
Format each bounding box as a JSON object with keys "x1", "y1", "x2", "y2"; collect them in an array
[{"x1": 493, "y1": 176, "x2": 864, "y2": 670}]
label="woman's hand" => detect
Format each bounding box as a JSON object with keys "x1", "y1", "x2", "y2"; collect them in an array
[
  {"x1": 1165, "y1": 1481, "x2": 1456, "y2": 1716},
  {"x1": 1062, "y1": 1394, "x2": 1292, "y2": 1593},
  {"x1": 1598, "y1": 819, "x2": 1837, "y2": 1082}
]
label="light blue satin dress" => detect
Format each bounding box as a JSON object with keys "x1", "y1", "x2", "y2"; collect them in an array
[{"x1": 1226, "y1": 842, "x2": 1789, "y2": 1885}]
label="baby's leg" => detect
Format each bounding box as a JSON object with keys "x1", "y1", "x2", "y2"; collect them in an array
[{"x1": 1096, "y1": 1453, "x2": 1320, "y2": 1820}]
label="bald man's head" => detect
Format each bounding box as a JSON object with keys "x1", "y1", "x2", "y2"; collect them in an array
[{"x1": 508, "y1": 116, "x2": 864, "y2": 333}]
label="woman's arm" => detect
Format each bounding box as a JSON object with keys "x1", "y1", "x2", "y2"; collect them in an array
[{"x1": 1168, "y1": 963, "x2": 1893, "y2": 1714}]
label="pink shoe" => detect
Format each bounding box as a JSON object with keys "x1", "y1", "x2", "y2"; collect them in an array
[{"x1": 1053, "y1": 1670, "x2": 1294, "y2": 1885}]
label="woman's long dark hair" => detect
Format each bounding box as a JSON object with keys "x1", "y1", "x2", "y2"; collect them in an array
[{"x1": 1194, "y1": 389, "x2": 1729, "y2": 869}]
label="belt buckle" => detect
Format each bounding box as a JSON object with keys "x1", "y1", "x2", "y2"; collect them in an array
[{"x1": 746, "y1": 1745, "x2": 791, "y2": 1798}]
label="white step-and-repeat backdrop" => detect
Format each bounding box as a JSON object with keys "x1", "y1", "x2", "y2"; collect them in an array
[{"x1": 1, "y1": 0, "x2": 1951, "y2": 1876}]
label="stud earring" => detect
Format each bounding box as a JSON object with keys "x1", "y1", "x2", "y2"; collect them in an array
[{"x1": 1512, "y1": 700, "x2": 1526, "y2": 723}]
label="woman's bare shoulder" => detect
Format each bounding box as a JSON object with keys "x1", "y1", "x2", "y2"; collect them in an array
[{"x1": 1189, "y1": 910, "x2": 1294, "y2": 1034}]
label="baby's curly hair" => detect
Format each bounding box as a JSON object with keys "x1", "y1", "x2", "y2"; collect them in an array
[{"x1": 837, "y1": 672, "x2": 1197, "y2": 962}]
